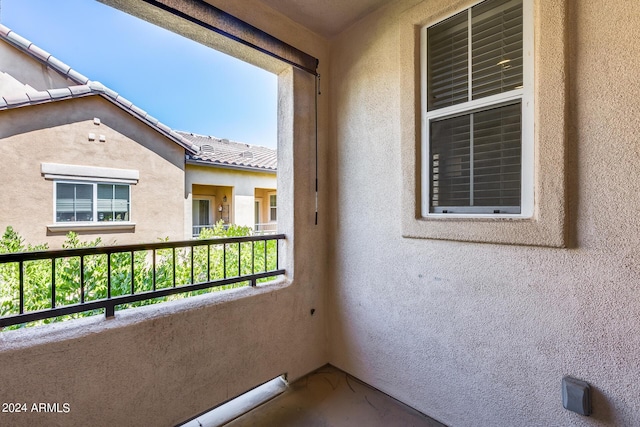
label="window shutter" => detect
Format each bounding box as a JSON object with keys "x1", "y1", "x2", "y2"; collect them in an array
[
  {"x1": 427, "y1": 11, "x2": 468, "y2": 110},
  {"x1": 472, "y1": 0, "x2": 523, "y2": 99}
]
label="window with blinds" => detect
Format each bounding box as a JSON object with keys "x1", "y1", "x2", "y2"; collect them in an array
[
  {"x1": 423, "y1": 0, "x2": 529, "y2": 215},
  {"x1": 55, "y1": 182, "x2": 130, "y2": 223}
]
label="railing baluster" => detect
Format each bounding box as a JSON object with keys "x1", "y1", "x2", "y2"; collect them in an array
[
  {"x1": 51, "y1": 258, "x2": 56, "y2": 309},
  {"x1": 80, "y1": 256, "x2": 85, "y2": 304},
  {"x1": 172, "y1": 247, "x2": 176, "y2": 287},
  {"x1": 190, "y1": 246, "x2": 194, "y2": 285},
  {"x1": 251, "y1": 241, "x2": 256, "y2": 287},
  {"x1": 238, "y1": 242, "x2": 241, "y2": 277},
  {"x1": 223, "y1": 244, "x2": 227, "y2": 279},
  {"x1": 264, "y1": 239, "x2": 268, "y2": 272},
  {"x1": 152, "y1": 249, "x2": 157, "y2": 291},
  {"x1": 130, "y1": 251, "x2": 134, "y2": 295},
  {"x1": 276, "y1": 238, "x2": 279, "y2": 270},
  {"x1": 107, "y1": 253, "x2": 112, "y2": 299},
  {"x1": 19, "y1": 261, "x2": 24, "y2": 314},
  {"x1": 207, "y1": 244, "x2": 210, "y2": 282}
]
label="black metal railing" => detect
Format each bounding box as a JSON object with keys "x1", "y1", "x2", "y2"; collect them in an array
[{"x1": 0, "y1": 234, "x2": 285, "y2": 328}]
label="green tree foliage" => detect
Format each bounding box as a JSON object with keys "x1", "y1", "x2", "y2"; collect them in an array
[{"x1": 0, "y1": 221, "x2": 279, "y2": 330}]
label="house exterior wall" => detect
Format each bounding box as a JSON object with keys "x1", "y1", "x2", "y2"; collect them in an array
[
  {"x1": 328, "y1": 0, "x2": 640, "y2": 426},
  {"x1": 0, "y1": 41, "x2": 75, "y2": 95},
  {"x1": 0, "y1": 96, "x2": 186, "y2": 247}
]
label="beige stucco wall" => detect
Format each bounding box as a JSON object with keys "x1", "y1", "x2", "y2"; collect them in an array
[
  {"x1": 0, "y1": 96, "x2": 186, "y2": 247},
  {"x1": 0, "y1": 41, "x2": 76, "y2": 96},
  {"x1": 0, "y1": 1, "x2": 329, "y2": 426},
  {"x1": 328, "y1": 0, "x2": 640, "y2": 426}
]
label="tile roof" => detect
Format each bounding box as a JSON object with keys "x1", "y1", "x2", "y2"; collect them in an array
[
  {"x1": 0, "y1": 24, "x2": 199, "y2": 154},
  {"x1": 180, "y1": 131, "x2": 277, "y2": 172}
]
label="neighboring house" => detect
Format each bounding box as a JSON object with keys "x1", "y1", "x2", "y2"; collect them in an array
[
  {"x1": 181, "y1": 131, "x2": 277, "y2": 237},
  {"x1": 0, "y1": 25, "x2": 276, "y2": 247}
]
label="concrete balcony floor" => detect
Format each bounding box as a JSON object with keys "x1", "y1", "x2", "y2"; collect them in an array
[{"x1": 200, "y1": 365, "x2": 446, "y2": 427}]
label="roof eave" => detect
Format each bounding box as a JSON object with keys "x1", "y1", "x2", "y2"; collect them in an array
[{"x1": 185, "y1": 158, "x2": 277, "y2": 173}]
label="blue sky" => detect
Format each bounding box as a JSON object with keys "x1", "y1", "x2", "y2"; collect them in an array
[{"x1": 1, "y1": 0, "x2": 278, "y2": 148}]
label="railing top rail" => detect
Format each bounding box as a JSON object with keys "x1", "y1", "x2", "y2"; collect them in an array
[{"x1": 0, "y1": 234, "x2": 286, "y2": 263}]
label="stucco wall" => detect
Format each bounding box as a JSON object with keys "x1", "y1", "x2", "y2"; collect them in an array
[
  {"x1": 0, "y1": 41, "x2": 75, "y2": 95},
  {"x1": 328, "y1": 0, "x2": 640, "y2": 426},
  {"x1": 0, "y1": 1, "x2": 329, "y2": 425},
  {"x1": 0, "y1": 96, "x2": 186, "y2": 247}
]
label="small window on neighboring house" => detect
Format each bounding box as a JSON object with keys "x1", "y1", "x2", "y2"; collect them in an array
[
  {"x1": 269, "y1": 194, "x2": 277, "y2": 222},
  {"x1": 422, "y1": 0, "x2": 533, "y2": 216},
  {"x1": 55, "y1": 182, "x2": 130, "y2": 222}
]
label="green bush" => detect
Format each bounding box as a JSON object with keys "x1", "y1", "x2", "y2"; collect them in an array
[{"x1": 0, "y1": 221, "x2": 279, "y2": 330}]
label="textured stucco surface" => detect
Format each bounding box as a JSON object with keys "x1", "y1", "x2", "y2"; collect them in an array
[
  {"x1": 0, "y1": 41, "x2": 74, "y2": 95},
  {"x1": 328, "y1": 0, "x2": 640, "y2": 426}
]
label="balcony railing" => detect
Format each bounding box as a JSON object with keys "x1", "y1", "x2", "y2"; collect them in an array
[
  {"x1": 254, "y1": 222, "x2": 277, "y2": 234},
  {"x1": 0, "y1": 234, "x2": 285, "y2": 328},
  {"x1": 192, "y1": 224, "x2": 229, "y2": 237}
]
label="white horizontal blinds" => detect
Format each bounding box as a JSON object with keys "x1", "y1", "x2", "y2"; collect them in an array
[
  {"x1": 430, "y1": 115, "x2": 471, "y2": 208},
  {"x1": 472, "y1": 0, "x2": 523, "y2": 99},
  {"x1": 56, "y1": 183, "x2": 93, "y2": 221},
  {"x1": 97, "y1": 184, "x2": 130, "y2": 222},
  {"x1": 473, "y1": 102, "x2": 521, "y2": 209},
  {"x1": 427, "y1": 11, "x2": 468, "y2": 110}
]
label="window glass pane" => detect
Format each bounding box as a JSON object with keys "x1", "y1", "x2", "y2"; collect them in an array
[
  {"x1": 113, "y1": 185, "x2": 129, "y2": 221},
  {"x1": 97, "y1": 184, "x2": 130, "y2": 221},
  {"x1": 427, "y1": 11, "x2": 468, "y2": 111},
  {"x1": 430, "y1": 114, "x2": 471, "y2": 208},
  {"x1": 56, "y1": 183, "x2": 92, "y2": 221},
  {"x1": 473, "y1": 102, "x2": 521, "y2": 208},
  {"x1": 430, "y1": 103, "x2": 521, "y2": 212},
  {"x1": 97, "y1": 184, "x2": 113, "y2": 221},
  {"x1": 192, "y1": 200, "x2": 211, "y2": 229},
  {"x1": 472, "y1": 0, "x2": 523, "y2": 99}
]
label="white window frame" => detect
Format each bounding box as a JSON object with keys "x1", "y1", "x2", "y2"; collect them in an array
[
  {"x1": 53, "y1": 180, "x2": 132, "y2": 224},
  {"x1": 268, "y1": 193, "x2": 277, "y2": 222},
  {"x1": 254, "y1": 197, "x2": 263, "y2": 225},
  {"x1": 42, "y1": 163, "x2": 138, "y2": 231},
  {"x1": 420, "y1": 0, "x2": 534, "y2": 218}
]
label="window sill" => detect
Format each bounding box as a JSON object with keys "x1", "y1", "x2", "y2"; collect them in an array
[{"x1": 47, "y1": 222, "x2": 136, "y2": 233}]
